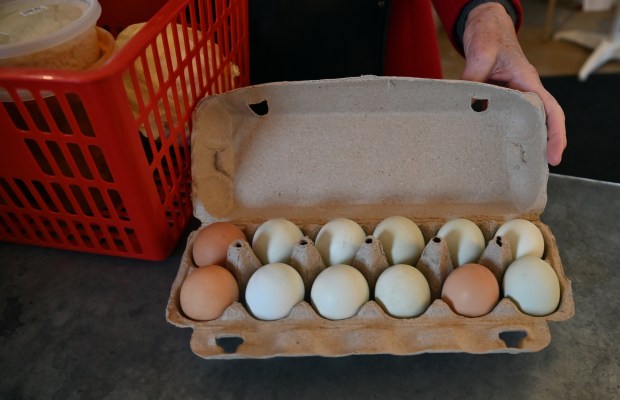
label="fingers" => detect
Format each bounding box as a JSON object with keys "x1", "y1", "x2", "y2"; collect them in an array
[
  {"x1": 460, "y1": 3, "x2": 567, "y2": 165},
  {"x1": 539, "y1": 90, "x2": 567, "y2": 166},
  {"x1": 504, "y1": 70, "x2": 568, "y2": 166},
  {"x1": 503, "y1": 69, "x2": 567, "y2": 166}
]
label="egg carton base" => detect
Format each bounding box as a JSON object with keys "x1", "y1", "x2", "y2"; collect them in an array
[
  {"x1": 166, "y1": 220, "x2": 574, "y2": 359},
  {"x1": 183, "y1": 301, "x2": 553, "y2": 359}
]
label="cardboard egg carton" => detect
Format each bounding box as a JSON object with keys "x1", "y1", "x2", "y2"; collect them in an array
[{"x1": 166, "y1": 76, "x2": 574, "y2": 359}]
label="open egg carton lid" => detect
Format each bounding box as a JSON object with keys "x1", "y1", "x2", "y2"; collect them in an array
[
  {"x1": 167, "y1": 76, "x2": 574, "y2": 359},
  {"x1": 191, "y1": 76, "x2": 548, "y2": 225}
]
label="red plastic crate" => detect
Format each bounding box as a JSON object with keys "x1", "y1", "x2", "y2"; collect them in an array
[{"x1": 0, "y1": 0, "x2": 250, "y2": 260}]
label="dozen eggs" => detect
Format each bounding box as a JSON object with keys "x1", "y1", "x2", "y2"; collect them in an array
[{"x1": 180, "y1": 217, "x2": 561, "y2": 322}]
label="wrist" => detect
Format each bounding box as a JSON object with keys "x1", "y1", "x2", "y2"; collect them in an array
[{"x1": 468, "y1": 2, "x2": 507, "y2": 19}]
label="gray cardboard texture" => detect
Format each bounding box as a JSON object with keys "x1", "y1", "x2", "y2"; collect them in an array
[
  {"x1": 191, "y1": 76, "x2": 548, "y2": 224},
  {"x1": 167, "y1": 77, "x2": 573, "y2": 359}
]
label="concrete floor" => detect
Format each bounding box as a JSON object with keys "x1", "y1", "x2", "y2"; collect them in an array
[{"x1": 1, "y1": 175, "x2": 619, "y2": 399}]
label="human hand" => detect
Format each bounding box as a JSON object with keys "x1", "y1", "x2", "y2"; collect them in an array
[{"x1": 461, "y1": 2, "x2": 566, "y2": 166}]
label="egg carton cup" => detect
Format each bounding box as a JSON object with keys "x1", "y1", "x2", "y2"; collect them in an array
[
  {"x1": 166, "y1": 218, "x2": 573, "y2": 359},
  {"x1": 166, "y1": 76, "x2": 575, "y2": 359}
]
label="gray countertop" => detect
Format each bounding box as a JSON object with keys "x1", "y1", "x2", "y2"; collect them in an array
[{"x1": 1, "y1": 174, "x2": 618, "y2": 399}]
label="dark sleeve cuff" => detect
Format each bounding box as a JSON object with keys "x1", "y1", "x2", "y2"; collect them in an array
[{"x1": 454, "y1": 0, "x2": 520, "y2": 52}]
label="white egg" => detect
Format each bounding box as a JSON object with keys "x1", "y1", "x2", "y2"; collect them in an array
[
  {"x1": 373, "y1": 216, "x2": 425, "y2": 266},
  {"x1": 252, "y1": 219, "x2": 304, "y2": 265},
  {"x1": 495, "y1": 218, "x2": 545, "y2": 261},
  {"x1": 503, "y1": 256, "x2": 560, "y2": 316},
  {"x1": 315, "y1": 218, "x2": 366, "y2": 266},
  {"x1": 374, "y1": 264, "x2": 431, "y2": 318},
  {"x1": 311, "y1": 264, "x2": 369, "y2": 320},
  {"x1": 436, "y1": 218, "x2": 485, "y2": 268},
  {"x1": 245, "y1": 263, "x2": 305, "y2": 320}
]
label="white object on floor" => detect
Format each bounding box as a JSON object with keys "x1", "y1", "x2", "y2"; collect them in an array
[{"x1": 554, "y1": 4, "x2": 620, "y2": 81}]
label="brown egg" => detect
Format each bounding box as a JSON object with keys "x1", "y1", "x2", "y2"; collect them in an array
[
  {"x1": 192, "y1": 222, "x2": 247, "y2": 267},
  {"x1": 180, "y1": 265, "x2": 239, "y2": 321},
  {"x1": 441, "y1": 263, "x2": 499, "y2": 317}
]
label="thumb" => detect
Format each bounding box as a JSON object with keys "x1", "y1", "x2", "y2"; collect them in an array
[
  {"x1": 459, "y1": 2, "x2": 511, "y2": 83},
  {"x1": 461, "y1": 47, "x2": 497, "y2": 83}
]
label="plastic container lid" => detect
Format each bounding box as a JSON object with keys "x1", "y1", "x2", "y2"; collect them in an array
[{"x1": 0, "y1": 0, "x2": 102, "y2": 60}]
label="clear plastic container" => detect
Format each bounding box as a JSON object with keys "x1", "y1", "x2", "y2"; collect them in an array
[{"x1": 0, "y1": 0, "x2": 102, "y2": 70}]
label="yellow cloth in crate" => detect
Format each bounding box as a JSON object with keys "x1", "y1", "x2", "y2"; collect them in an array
[{"x1": 116, "y1": 23, "x2": 240, "y2": 140}]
